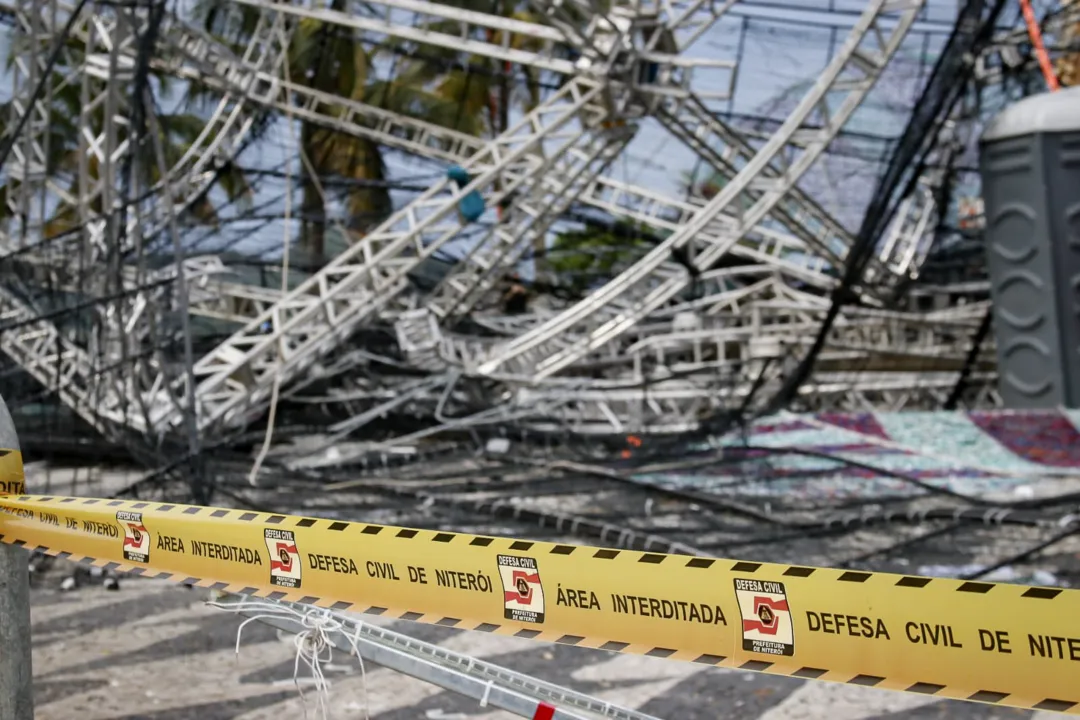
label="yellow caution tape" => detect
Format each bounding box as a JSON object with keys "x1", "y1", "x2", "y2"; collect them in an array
[
  {"x1": 0, "y1": 449, "x2": 24, "y2": 495},
  {"x1": 1, "y1": 492, "x2": 1078, "y2": 713}
]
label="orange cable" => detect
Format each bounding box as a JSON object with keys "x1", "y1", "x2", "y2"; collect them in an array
[{"x1": 1019, "y1": 0, "x2": 1061, "y2": 91}]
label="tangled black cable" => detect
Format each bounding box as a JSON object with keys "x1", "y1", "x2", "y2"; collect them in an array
[
  {"x1": 0, "y1": 0, "x2": 92, "y2": 174},
  {"x1": 758, "y1": 0, "x2": 1010, "y2": 419}
]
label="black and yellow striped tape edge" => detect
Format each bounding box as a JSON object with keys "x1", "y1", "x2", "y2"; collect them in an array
[
  {"x1": 9, "y1": 538, "x2": 1072, "y2": 713},
  {"x1": 0, "y1": 449, "x2": 24, "y2": 495},
  {"x1": 0, "y1": 493, "x2": 1077, "y2": 713}
]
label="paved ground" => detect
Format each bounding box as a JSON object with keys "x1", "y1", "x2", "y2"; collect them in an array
[
  {"x1": 18, "y1": 457, "x2": 1079, "y2": 720},
  {"x1": 26, "y1": 578, "x2": 1060, "y2": 720}
]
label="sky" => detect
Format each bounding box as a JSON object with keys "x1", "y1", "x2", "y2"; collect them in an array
[{"x1": 0, "y1": 0, "x2": 1032, "y2": 263}]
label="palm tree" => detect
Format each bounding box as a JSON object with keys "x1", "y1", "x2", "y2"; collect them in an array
[
  {"x1": 194, "y1": 0, "x2": 561, "y2": 263},
  {"x1": 0, "y1": 29, "x2": 256, "y2": 401},
  {"x1": 192, "y1": 3, "x2": 433, "y2": 263},
  {"x1": 546, "y1": 220, "x2": 653, "y2": 297}
]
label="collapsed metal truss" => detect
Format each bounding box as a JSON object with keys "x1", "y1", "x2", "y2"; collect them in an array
[
  {"x1": 0, "y1": 0, "x2": 1062, "y2": 450},
  {"x1": 213, "y1": 592, "x2": 663, "y2": 720}
]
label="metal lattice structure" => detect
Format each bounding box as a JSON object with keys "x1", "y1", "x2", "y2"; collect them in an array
[
  {"x1": 0, "y1": 0, "x2": 1069, "y2": 460},
  {"x1": 4, "y1": 4, "x2": 1078, "y2": 714}
]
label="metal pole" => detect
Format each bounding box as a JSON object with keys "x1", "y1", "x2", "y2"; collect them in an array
[{"x1": 0, "y1": 393, "x2": 33, "y2": 720}]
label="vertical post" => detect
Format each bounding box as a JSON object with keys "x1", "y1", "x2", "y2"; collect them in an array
[{"x1": 0, "y1": 393, "x2": 33, "y2": 720}]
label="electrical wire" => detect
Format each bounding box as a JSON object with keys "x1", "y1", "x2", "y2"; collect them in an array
[
  {"x1": 943, "y1": 304, "x2": 993, "y2": 409},
  {"x1": 0, "y1": 0, "x2": 91, "y2": 174},
  {"x1": 757, "y1": 0, "x2": 1009, "y2": 420},
  {"x1": 1019, "y1": 0, "x2": 1061, "y2": 90},
  {"x1": 5, "y1": 0, "x2": 1061, "y2": 545}
]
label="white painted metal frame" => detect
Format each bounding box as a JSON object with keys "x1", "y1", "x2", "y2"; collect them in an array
[
  {"x1": 0, "y1": 0, "x2": 1003, "y2": 440},
  {"x1": 146, "y1": 77, "x2": 613, "y2": 434},
  {"x1": 476, "y1": 0, "x2": 927, "y2": 379}
]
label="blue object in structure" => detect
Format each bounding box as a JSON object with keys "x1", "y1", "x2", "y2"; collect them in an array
[
  {"x1": 642, "y1": 59, "x2": 660, "y2": 84},
  {"x1": 447, "y1": 165, "x2": 470, "y2": 184},
  {"x1": 446, "y1": 165, "x2": 485, "y2": 223}
]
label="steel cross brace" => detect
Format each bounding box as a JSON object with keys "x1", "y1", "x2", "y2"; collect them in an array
[
  {"x1": 0, "y1": 3, "x2": 285, "y2": 435},
  {"x1": 143, "y1": 77, "x2": 614, "y2": 434},
  {"x1": 475, "y1": 0, "x2": 928, "y2": 380}
]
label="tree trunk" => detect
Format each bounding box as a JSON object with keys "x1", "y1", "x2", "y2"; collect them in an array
[{"x1": 300, "y1": 167, "x2": 326, "y2": 264}]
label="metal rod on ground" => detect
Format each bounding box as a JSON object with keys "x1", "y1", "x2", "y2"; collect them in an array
[
  {"x1": 0, "y1": 393, "x2": 34, "y2": 720},
  {"x1": 213, "y1": 593, "x2": 660, "y2": 720}
]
